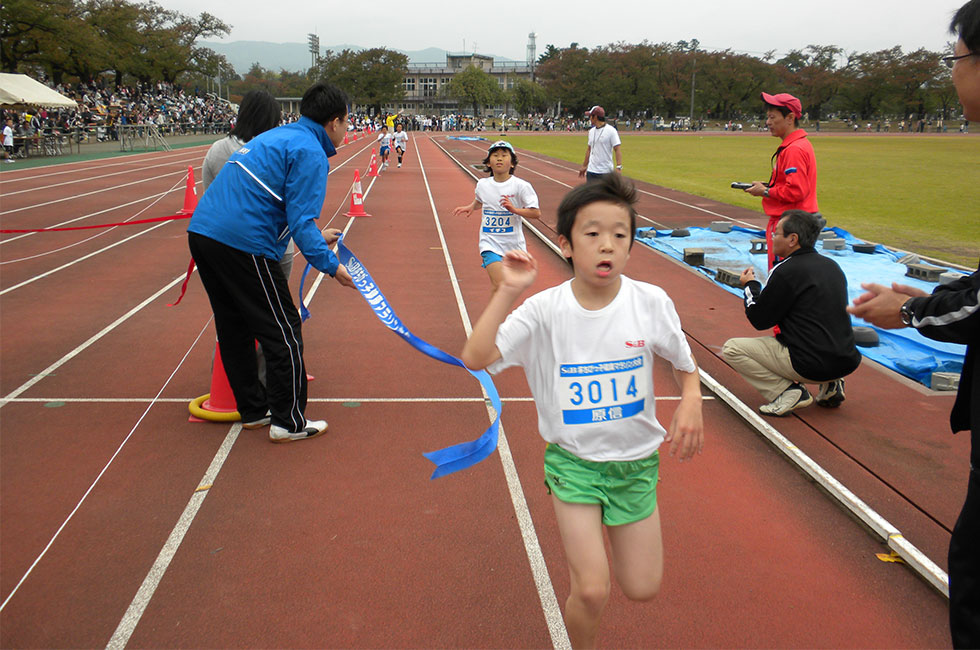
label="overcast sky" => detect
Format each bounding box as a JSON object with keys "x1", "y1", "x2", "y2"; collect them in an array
[{"x1": 158, "y1": 0, "x2": 963, "y2": 61}]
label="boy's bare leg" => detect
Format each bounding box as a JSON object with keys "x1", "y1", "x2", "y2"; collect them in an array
[
  {"x1": 485, "y1": 260, "x2": 504, "y2": 292},
  {"x1": 607, "y1": 507, "x2": 664, "y2": 601},
  {"x1": 552, "y1": 497, "x2": 609, "y2": 649}
]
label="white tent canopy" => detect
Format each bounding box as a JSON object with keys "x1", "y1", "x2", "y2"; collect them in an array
[{"x1": 0, "y1": 73, "x2": 77, "y2": 109}]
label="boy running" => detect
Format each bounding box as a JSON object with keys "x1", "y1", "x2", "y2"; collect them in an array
[
  {"x1": 392, "y1": 122, "x2": 409, "y2": 167},
  {"x1": 376, "y1": 125, "x2": 392, "y2": 169},
  {"x1": 461, "y1": 173, "x2": 704, "y2": 649},
  {"x1": 452, "y1": 141, "x2": 541, "y2": 290}
]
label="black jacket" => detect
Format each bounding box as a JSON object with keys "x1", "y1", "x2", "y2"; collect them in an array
[
  {"x1": 908, "y1": 263, "x2": 979, "y2": 465},
  {"x1": 742, "y1": 246, "x2": 862, "y2": 382}
]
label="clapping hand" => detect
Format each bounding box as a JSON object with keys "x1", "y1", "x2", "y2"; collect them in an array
[{"x1": 498, "y1": 249, "x2": 538, "y2": 293}]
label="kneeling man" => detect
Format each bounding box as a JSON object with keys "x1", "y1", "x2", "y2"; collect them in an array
[{"x1": 722, "y1": 210, "x2": 861, "y2": 416}]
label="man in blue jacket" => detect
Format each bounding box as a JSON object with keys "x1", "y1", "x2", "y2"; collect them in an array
[
  {"x1": 722, "y1": 210, "x2": 861, "y2": 416},
  {"x1": 188, "y1": 82, "x2": 354, "y2": 443}
]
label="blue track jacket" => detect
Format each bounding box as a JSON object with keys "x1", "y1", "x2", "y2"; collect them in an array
[{"x1": 188, "y1": 116, "x2": 339, "y2": 276}]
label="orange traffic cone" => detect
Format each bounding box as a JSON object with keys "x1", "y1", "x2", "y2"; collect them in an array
[
  {"x1": 177, "y1": 165, "x2": 198, "y2": 215},
  {"x1": 188, "y1": 341, "x2": 240, "y2": 422},
  {"x1": 343, "y1": 132, "x2": 349, "y2": 145},
  {"x1": 344, "y1": 169, "x2": 371, "y2": 217},
  {"x1": 368, "y1": 148, "x2": 380, "y2": 177}
]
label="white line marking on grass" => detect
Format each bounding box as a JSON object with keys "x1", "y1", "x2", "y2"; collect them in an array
[
  {"x1": 416, "y1": 138, "x2": 571, "y2": 650},
  {"x1": 0, "y1": 319, "x2": 212, "y2": 615}
]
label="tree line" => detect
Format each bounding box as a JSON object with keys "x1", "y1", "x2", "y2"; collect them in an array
[
  {"x1": 1, "y1": 0, "x2": 233, "y2": 87},
  {"x1": 535, "y1": 40, "x2": 959, "y2": 121},
  {"x1": 1, "y1": 0, "x2": 959, "y2": 122}
]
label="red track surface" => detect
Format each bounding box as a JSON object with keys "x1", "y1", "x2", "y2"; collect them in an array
[{"x1": 0, "y1": 133, "x2": 960, "y2": 648}]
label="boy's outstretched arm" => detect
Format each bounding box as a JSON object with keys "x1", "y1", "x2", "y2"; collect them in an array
[
  {"x1": 664, "y1": 355, "x2": 703, "y2": 460},
  {"x1": 461, "y1": 249, "x2": 538, "y2": 370}
]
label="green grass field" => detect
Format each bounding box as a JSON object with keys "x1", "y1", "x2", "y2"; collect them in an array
[{"x1": 505, "y1": 133, "x2": 979, "y2": 268}]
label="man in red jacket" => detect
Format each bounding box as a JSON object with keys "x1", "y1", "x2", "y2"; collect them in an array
[{"x1": 743, "y1": 92, "x2": 819, "y2": 270}]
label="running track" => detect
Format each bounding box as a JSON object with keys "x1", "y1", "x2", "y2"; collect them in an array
[{"x1": 0, "y1": 132, "x2": 964, "y2": 648}]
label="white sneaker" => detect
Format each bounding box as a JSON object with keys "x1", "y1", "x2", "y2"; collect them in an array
[
  {"x1": 397, "y1": 162, "x2": 401, "y2": 168},
  {"x1": 269, "y1": 419, "x2": 328, "y2": 443},
  {"x1": 759, "y1": 383, "x2": 813, "y2": 416},
  {"x1": 242, "y1": 412, "x2": 271, "y2": 429},
  {"x1": 816, "y1": 379, "x2": 846, "y2": 408}
]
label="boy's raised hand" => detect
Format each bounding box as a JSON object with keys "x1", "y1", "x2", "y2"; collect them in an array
[{"x1": 499, "y1": 249, "x2": 538, "y2": 293}]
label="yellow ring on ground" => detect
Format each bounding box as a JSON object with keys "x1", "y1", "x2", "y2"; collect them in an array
[{"x1": 188, "y1": 394, "x2": 240, "y2": 422}]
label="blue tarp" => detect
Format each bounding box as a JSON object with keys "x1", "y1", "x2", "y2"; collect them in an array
[
  {"x1": 447, "y1": 136, "x2": 489, "y2": 141},
  {"x1": 635, "y1": 226, "x2": 966, "y2": 388}
]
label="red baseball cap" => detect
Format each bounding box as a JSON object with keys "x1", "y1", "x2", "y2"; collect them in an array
[
  {"x1": 761, "y1": 92, "x2": 802, "y2": 118},
  {"x1": 585, "y1": 105, "x2": 605, "y2": 119}
]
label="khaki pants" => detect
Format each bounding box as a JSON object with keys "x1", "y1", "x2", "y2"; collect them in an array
[{"x1": 722, "y1": 336, "x2": 817, "y2": 401}]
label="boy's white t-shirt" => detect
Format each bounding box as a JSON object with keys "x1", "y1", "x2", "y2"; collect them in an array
[
  {"x1": 2, "y1": 125, "x2": 13, "y2": 147},
  {"x1": 474, "y1": 175, "x2": 539, "y2": 255},
  {"x1": 392, "y1": 131, "x2": 409, "y2": 149},
  {"x1": 586, "y1": 124, "x2": 621, "y2": 173},
  {"x1": 489, "y1": 276, "x2": 695, "y2": 462},
  {"x1": 377, "y1": 132, "x2": 392, "y2": 148}
]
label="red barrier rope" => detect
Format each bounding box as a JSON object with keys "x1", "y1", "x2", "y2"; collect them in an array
[{"x1": 0, "y1": 214, "x2": 190, "y2": 234}]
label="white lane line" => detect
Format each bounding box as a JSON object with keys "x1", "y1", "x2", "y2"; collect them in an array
[
  {"x1": 1, "y1": 157, "x2": 206, "y2": 197},
  {"x1": 415, "y1": 136, "x2": 571, "y2": 650},
  {"x1": 0, "y1": 185, "x2": 186, "y2": 247},
  {"x1": 0, "y1": 273, "x2": 187, "y2": 408},
  {"x1": 106, "y1": 422, "x2": 240, "y2": 650},
  {"x1": 0, "y1": 220, "x2": 175, "y2": 295},
  {"x1": 0, "y1": 318, "x2": 212, "y2": 614},
  {"x1": 441, "y1": 135, "x2": 951, "y2": 598},
  {"x1": 5, "y1": 395, "x2": 711, "y2": 404},
  {"x1": 0, "y1": 170, "x2": 194, "y2": 217},
  {"x1": 0, "y1": 148, "x2": 208, "y2": 182},
  {"x1": 445, "y1": 138, "x2": 668, "y2": 229},
  {"x1": 102, "y1": 141, "x2": 375, "y2": 646},
  {"x1": 698, "y1": 367, "x2": 949, "y2": 597},
  {"x1": 500, "y1": 145, "x2": 758, "y2": 227}
]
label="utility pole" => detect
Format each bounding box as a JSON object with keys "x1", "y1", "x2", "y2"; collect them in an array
[
  {"x1": 689, "y1": 39, "x2": 699, "y2": 124},
  {"x1": 527, "y1": 32, "x2": 537, "y2": 82},
  {"x1": 308, "y1": 33, "x2": 320, "y2": 70}
]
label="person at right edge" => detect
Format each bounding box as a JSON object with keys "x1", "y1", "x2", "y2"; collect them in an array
[
  {"x1": 848, "y1": 3, "x2": 979, "y2": 645},
  {"x1": 742, "y1": 92, "x2": 818, "y2": 271}
]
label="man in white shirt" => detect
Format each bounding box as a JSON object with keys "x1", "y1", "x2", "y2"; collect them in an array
[{"x1": 578, "y1": 105, "x2": 621, "y2": 181}]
